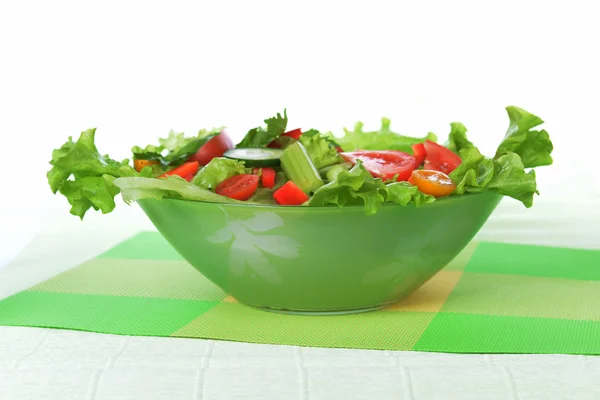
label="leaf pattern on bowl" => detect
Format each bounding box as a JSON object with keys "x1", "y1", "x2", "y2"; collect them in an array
[{"x1": 206, "y1": 209, "x2": 300, "y2": 284}]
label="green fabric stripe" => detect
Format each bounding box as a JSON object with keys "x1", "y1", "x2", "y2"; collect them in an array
[
  {"x1": 99, "y1": 231, "x2": 183, "y2": 260},
  {"x1": 466, "y1": 242, "x2": 600, "y2": 281},
  {"x1": 414, "y1": 312, "x2": 600, "y2": 354},
  {"x1": 30, "y1": 258, "x2": 227, "y2": 301},
  {"x1": 173, "y1": 303, "x2": 435, "y2": 350},
  {"x1": 0, "y1": 291, "x2": 218, "y2": 336},
  {"x1": 441, "y1": 272, "x2": 600, "y2": 321}
]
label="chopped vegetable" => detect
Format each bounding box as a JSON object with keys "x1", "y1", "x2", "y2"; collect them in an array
[
  {"x1": 299, "y1": 130, "x2": 344, "y2": 170},
  {"x1": 422, "y1": 140, "x2": 462, "y2": 174},
  {"x1": 273, "y1": 181, "x2": 310, "y2": 205},
  {"x1": 191, "y1": 158, "x2": 247, "y2": 190},
  {"x1": 341, "y1": 150, "x2": 416, "y2": 182},
  {"x1": 215, "y1": 174, "x2": 259, "y2": 200},
  {"x1": 256, "y1": 167, "x2": 277, "y2": 189},
  {"x1": 282, "y1": 128, "x2": 302, "y2": 140},
  {"x1": 189, "y1": 131, "x2": 234, "y2": 165},
  {"x1": 280, "y1": 142, "x2": 324, "y2": 193},
  {"x1": 223, "y1": 148, "x2": 283, "y2": 167},
  {"x1": 159, "y1": 161, "x2": 200, "y2": 182},
  {"x1": 133, "y1": 159, "x2": 158, "y2": 172},
  {"x1": 409, "y1": 170, "x2": 456, "y2": 198},
  {"x1": 411, "y1": 143, "x2": 426, "y2": 168}
]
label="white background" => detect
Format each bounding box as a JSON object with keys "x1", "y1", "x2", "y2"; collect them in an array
[
  {"x1": 1, "y1": 0, "x2": 599, "y2": 251},
  {"x1": 1, "y1": 2, "x2": 600, "y2": 398}
]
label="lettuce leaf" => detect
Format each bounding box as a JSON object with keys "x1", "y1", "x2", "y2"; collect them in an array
[
  {"x1": 309, "y1": 162, "x2": 435, "y2": 215},
  {"x1": 114, "y1": 176, "x2": 240, "y2": 204},
  {"x1": 299, "y1": 130, "x2": 344, "y2": 169},
  {"x1": 191, "y1": 157, "x2": 247, "y2": 190},
  {"x1": 47, "y1": 128, "x2": 151, "y2": 218},
  {"x1": 495, "y1": 106, "x2": 553, "y2": 168},
  {"x1": 445, "y1": 122, "x2": 474, "y2": 153},
  {"x1": 449, "y1": 106, "x2": 552, "y2": 207},
  {"x1": 237, "y1": 110, "x2": 288, "y2": 148},
  {"x1": 333, "y1": 118, "x2": 437, "y2": 153}
]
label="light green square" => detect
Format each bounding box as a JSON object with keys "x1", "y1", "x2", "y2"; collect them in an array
[
  {"x1": 30, "y1": 258, "x2": 226, "y2": 301},
  {"x1": 99, "y1": 231, "x2": 183, "y2": 260},
  {"x1": 173, "y1": 302, "x2": 436, "y2": 350},
  {"x1": 441, "y1": 272, "x2": 600, "y2": 320}
]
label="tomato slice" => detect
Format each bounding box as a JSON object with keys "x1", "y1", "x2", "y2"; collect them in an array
[
  {"x1": 133, "y1": 159, "x2": 158, "y2": 172},
  {"x1": 189, "y1": 131, "x2": 234, "y2": 165},
  {"x1": 423, "y1": 140, "x2": 462, "y2": 174},
  {"x1": 409, "y1": 169, "x2": 456, "y2": 198},
  {"x1": 273, "y1": 181, "x2": 310, "y2": 205},
  {"x1": 159, "y1": 161, "x2": 200, "y2": 182},
  {"x1": 341, "y1": 150, "x2": 416, "y2": 181},
  {"x1": 411, "y1": 143, "x2": 426, "y2": 168},
  {"x1": 215, "y1": 174, "x2": 259, "y2": 200}
]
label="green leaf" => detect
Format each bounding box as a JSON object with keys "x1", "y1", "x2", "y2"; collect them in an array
[
  {"x1": 385, "y1": 182, "x2": 436, "y2": 207},
  {"x1": 237, "y1": 110, "x2": 288, "y2": 148},
  {"x1": 495, "y1": 106, "x2": 554, "y2": 168},
  {"x1": 191, "y1": 158, "x2": 247, "y2": 190},
  {"x1": 445, "y1": 122, "x2": 474, "y2": 153},
  {"x1": 487, "y1": 152, "x2": 538, "y2": 207},
  {"x1": 449, "y1": 147, "x2": 495, "y2": 195},
  {"x1": 333, "y1": 117, "x2": 436, "y2": 153},
  {"x1": 47, "y1": 129, "x2": 138, "y2": 218},
  {"x1": 113, "y1": 176, "x2": 241, "y2": 204},
  {"x1": 299, "y1": 130, "x2": 344, "y2": 169}
]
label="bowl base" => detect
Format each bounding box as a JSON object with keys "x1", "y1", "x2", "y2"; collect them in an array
[{"x1": 247, "y1": 303, "x2": 393, "y2": 316}]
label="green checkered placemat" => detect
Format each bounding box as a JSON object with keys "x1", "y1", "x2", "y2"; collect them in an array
[{"x1": 1, "y1": 232, "x2": 600, "y2": 354}]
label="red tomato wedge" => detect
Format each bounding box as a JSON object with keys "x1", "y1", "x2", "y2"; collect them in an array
[
  {"x1": 252, "y1": 167, "x2": 277, "y2": 189},
  {"x1": 423, "y1": 140, "x2": 462, "y2": 174},
  {"x1": 282, "y1": 128, "x2": 302, "y2": 140},
  {"x1": 273, "y1": 181, "x2": 309, "y2": 205},
  {"x1": 411, "y1": 143, "x2": 426, "y2": 168},
  {"x1": 409, "y1": 169, "x2": 456, "y2": 198},
  {"x1": 215, "y1": 174, "x2": 259, "y2": 200},
  {"x1": 189, "y1": 131, "x2": 234, "y2": 165},
  {"x1": 159, "y1": 161, "x2": 199, "y2": 182},
  {"x1": 341, "y1": 151, "x2": 416, "y2": 181}
]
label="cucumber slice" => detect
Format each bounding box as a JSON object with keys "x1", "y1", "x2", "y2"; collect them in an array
[{"x1": 223, "y1": 148, "x2": 284, "y2": 167}]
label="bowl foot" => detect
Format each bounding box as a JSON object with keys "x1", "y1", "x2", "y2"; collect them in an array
[{"x1": 246, "y1": 303, "x2": 393, "y2": 315}]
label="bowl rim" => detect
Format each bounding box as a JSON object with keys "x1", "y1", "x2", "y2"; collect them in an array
[{"x1": 138, "y1": 192, "x2": 501, "y2": 212}]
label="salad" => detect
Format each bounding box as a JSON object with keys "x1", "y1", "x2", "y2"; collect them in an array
[{"x1": 48, "y1": 106, "x2": 553, "y2": 218}]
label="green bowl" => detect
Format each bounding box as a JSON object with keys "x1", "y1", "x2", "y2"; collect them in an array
[{"x1": 138, "y1": 192, "x2": 501, "y2": 314}]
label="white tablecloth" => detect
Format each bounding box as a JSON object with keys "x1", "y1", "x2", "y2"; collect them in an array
[{"x1": 2, "y1": 199, "x2": 600, "y2": 400}]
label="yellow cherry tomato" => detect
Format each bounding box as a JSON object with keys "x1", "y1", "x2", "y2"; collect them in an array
[{"x1": 409, "y1": 169, "x2": 457, "y2": 198}]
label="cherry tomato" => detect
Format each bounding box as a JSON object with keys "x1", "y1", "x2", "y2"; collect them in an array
[
  {"x1": 189, "y1": 131, "x2": 234, "y2": 165},
  {"x1": 423, "y1": 140, "x2": 462, "y2": 174},
  {"x1": 133, "y1": 159, "x2": 158, "y2": 172},
  {"x1": 411, "y1": 143, "x2": 426, "y2": 168},
  {"x1": 159, "y1": 161, "x2": 200, "y2": 182},
  {"x1": 341, "y1": 150, "x2": 416, "y2": 181},
  {"x1": 409, "y1": 169, "x2": 457, "y2": 198},
  {"x1": 215, "y1": 174, "x2": 259, "y2": 200}
]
